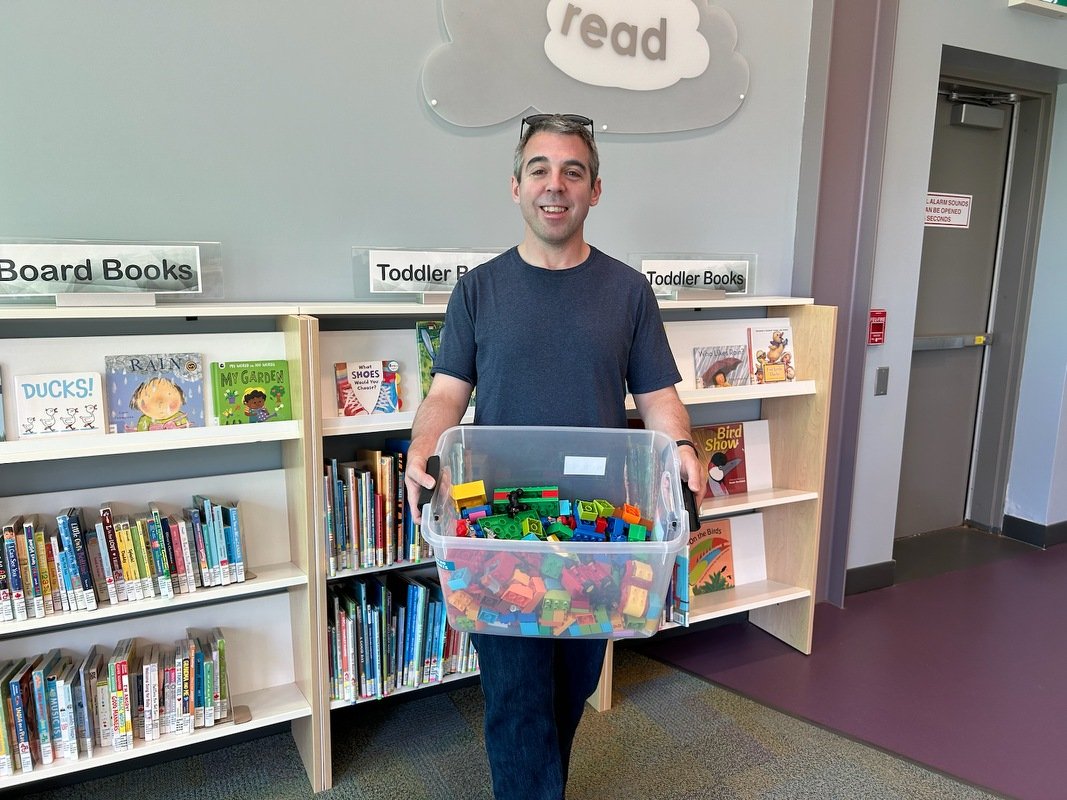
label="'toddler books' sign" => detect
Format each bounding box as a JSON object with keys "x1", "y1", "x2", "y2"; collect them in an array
[{"x1": 0, "y1": 243, "x2": 202, "y2": 297}]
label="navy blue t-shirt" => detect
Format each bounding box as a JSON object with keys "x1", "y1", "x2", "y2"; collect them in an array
[{"x1": 431, "y1": 246, "x2": 681, "y2": 428}]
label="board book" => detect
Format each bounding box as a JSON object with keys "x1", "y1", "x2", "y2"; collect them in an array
[
  {"x1": 693, "y1": 340, "x2": 752, "y2": 389},
  {"x1": 334, "y1": 360, "x2": 402, "y2": 416},
  {"x1": 104, "y1": 353, "x2": 205, "y2": 433},
  {"x1": 689, "y1": 420, "x2": 772, "y2": 498},
  {"x1": 13, "y1": 372, "x2": 105, "y2": 439},
  {"x1": 684, "y1": 512, "x2": 767, "y2": 600},
  {"x1": 208, "y1": 360, "x2": 293, "y2": 425},
  {"x1": 747, "y1": 322, "x2": 797, "y2": 383}
]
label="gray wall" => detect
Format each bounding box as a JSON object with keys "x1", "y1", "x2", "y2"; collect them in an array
[{"x1": 0, "y1": 1, "x2": 815, "y2": 301}]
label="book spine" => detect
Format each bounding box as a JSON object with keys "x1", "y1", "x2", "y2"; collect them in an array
[
  {"x1": 174, "y1": 518, "x2": 197, "y2": 594},
  {"x1": 46, "y1": 668, "x2": 64, "y2": 760},
  {"x1": 13, "y1": 527, "x2": 32, "y2": 621},
  {"x1": 191, "y1": 499, "x2": 221, "y2": 587},
  {"x1": 65, "y1": 509, "x2": 98, "y2": 611},
  {"x1": 145, "y1": 516, "x2": 174, "y2": 599},
  {"x1": 88, "y1": 523, "x2": 116, "y2": 606},
  {"x1": 56, "y1": 514, "x2": 88, "y2": 611},
  {"x1": 31, "y1": 525, "x2": 55, "y2": 615},
  {"x1": 130, "y1": 519, "x2": 156, "y2": 599},
  {"x1": 1, "y1": 526, "x2": 22, "y2": 622},
  {"x1": 209, "y1": 501, "x2": 232, "y2": 584},
  {"x1": 50, "y1": 534, "x2": 73, "y2": 612},
  {"x1": 323, "y1": 472, "x2": 337, "y2": 577},
  {"x1": 183, "y1": 509, "x2": 209, "y2": 588},
  {"x1": 9, "y1": 669, "x2": 35, "y2": 773},
  {"x1": 94, "y1": 667, "x2": 112, "y2": 749},
  {"x1": 99, "y1": 505, "x2": 128, "y2": 602},
  {"x1": 114, "y1": 521, "x2": 142, "y2": 602},
  {"x1": 161, "y1": 517, "x2": 188, "y2": 594},
  {"x1": 22, "y1": 522, "x2": 45, "y2": 619},
  {"x1": 225, "y1": 505, "x2": 245, "y2": 583}
]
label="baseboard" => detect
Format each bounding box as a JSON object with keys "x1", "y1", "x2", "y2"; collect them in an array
[
  {"x1": 844, "y1": 560, "x2": 895, "y2": 595},
  {"x1": 1003, "y1": 515, "x2": 1067, "y2": 548}
]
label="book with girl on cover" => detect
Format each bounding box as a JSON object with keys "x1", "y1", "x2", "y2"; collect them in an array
[{"x1": 105, "y1": 353, "x2": 204, "y2": 433}]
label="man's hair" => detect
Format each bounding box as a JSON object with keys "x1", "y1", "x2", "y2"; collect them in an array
[{"x1": 513, "y1": 114, "x2": 599, "y2": 185}]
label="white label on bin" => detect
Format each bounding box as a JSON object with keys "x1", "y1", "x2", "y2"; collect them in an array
[{"x1": 563, "y1": 455, "x2": 607, "y2": 476}]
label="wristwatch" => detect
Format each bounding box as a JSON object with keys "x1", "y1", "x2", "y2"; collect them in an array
[{"x1": 675, "y1": 439, "x2": 698, "y2": 453}]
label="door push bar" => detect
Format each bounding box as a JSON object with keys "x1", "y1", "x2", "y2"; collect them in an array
[{"x1": 912, "y1": 333, "x2": 994, "y2": 351}]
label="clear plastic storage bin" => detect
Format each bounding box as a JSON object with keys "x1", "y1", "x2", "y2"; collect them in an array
[{"x1": 421, "y1": 425, "x2": 690, "y2": 638}]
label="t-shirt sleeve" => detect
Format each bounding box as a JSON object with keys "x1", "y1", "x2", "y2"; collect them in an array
[
  {"x1": 430, "y1": 282, "x2": 477, "y2": 387},
  {"x1": 626, "y1": 280, "x2": 682, "y2": 394}
]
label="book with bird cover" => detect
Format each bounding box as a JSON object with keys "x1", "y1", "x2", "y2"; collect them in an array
[{"x1": 689, "y1": 420, "x2": 772, "y2": 498}]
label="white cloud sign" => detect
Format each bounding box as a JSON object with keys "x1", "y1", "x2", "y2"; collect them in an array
[{"x1": 544, "y1": 0, "x2": 710, "y2": 91}]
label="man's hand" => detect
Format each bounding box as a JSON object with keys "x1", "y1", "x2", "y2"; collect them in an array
[{"x1": 405, "y1": 456, "x2": 436, "y2": 525}]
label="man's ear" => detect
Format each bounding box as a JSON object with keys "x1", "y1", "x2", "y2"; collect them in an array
[
  {"x1": 589, "y1": 176, "x2": 602, "y2": 207},
  {"x1": 511, "y1": 175, "x2": 521, "y2": 204}
]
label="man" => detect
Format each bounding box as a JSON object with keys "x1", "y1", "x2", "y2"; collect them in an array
[{"x1": 405, "y1": 113, "x2": 706, "y2": 800}]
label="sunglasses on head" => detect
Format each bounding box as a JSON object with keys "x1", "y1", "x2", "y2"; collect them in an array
[{"x1": 520, "y1": 114, "x2": 595, "y2": 141}]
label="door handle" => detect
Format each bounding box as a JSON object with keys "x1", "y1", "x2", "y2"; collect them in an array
[{"x1": 913, "y1": 333, "x2": 993, "y2": 351}]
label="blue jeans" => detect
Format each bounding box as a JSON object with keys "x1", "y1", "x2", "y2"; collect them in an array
[{"x1": 471, "y1": 634, "x2": 608, "y2": 800}]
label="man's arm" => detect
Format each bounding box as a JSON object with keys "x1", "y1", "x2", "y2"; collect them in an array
[
  {"x1": 405, "y1": 373, "x2": 474, "y2": 523},
  {"x1": 632, "y1": 385, "x2": 708, "y2": 508}
]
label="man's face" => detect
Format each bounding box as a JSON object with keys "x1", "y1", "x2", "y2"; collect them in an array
[{"x1": 511, "y1": 131, "x2": 601, "y2": 249}]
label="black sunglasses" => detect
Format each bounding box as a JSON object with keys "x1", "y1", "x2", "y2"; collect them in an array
[{"x1": 520, "y1": 114, "x2": 594, "y2": 141}]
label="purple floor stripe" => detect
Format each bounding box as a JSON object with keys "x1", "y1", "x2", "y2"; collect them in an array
[{"x1": 643, "y1": 545, "x2": 1067, "y2": 800}]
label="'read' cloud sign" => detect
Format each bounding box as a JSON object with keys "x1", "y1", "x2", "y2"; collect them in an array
[{"x1": 421, "y1": 0, "x2": 749, "y2": 134}]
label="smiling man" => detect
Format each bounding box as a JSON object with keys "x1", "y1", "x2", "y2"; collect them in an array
[{"x1": 405, "y1": 113, "x2": 705, "y2": 800}]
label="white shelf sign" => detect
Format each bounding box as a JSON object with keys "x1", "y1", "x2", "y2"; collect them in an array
[
  {"x1": 0, "y1": 243, "x2": 202, "y2": 297},
  {"x1": 365, "y1": 249, "x2": 500, "y2": 293},
  {"x1": 925, "y1": 192, "x2": 972, "y2": 228},
  {"x1": 640, "y1": 258, "x2": 749, "y2": 294}
]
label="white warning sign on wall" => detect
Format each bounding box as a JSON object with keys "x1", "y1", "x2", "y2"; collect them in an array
[{"x1": 925, "y1": 192, "x2": 972, "y2": 228}]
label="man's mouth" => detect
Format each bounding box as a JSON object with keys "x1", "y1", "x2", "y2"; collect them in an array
[{"x1": 541, "y1": 205, "x2": 567, "y2": 213}]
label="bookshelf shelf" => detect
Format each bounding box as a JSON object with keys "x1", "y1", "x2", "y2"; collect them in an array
[
  {"x1": 687, "y1": 580, "x2": 812, "y2": 624},
  {"x1": 0, "y1": 561, "x2": 306, "y2": 639},
  {"x1": 329, "y1": 668, "x2": 480, "y2": 710},
  {"x1": 700, "y1": 487, "x2": 819, "y2": 517},
  {"x1": 322, "y1": 408, "x2": 474, "y2": 437},
  {"x1": 0, "y1": 420, "x2": 302, "y2": 465},
  {"x1": 0, "y1": 681, "x2": 311, "y2": 788}
]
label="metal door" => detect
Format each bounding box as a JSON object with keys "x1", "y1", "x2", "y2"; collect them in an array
[{"x1": 894, "y1": 88, "x2": 1014, "y2": 539}]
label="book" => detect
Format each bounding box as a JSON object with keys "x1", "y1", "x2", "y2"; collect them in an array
[
  {"x1": 22, "y1": 517, "x2": 45, "y2": 619},
  {"x1": 208, "y1": 359, "x2": 293, "y2": 425},
  {"x1": 12, "y1": 372, "x2": 105, "y2": 438},
  {"x1": 104, "y1": 352, "x2": 205, "y2": 433},
  {"x1": 747, "y1": 322, "x2": 797, "y2": 383},
  {"x1": 98, "y1": 503, "x2": 128, "y2": 603},
  {"x1": 57, "y1": 508, "x2": 98, "y2": 611},
  {"x1": 693, "y1": 343, "x2": 752, "y2": 389},
  {"x1": 690, "y1": 420, "x2": 773, "y2": 498},
  {"x1": 686, "y1": 513, "x2": 767, "y2": 600},
  {"x1": 7, "y1": 657, "x2": 34, "y2": 772},
  {"x1": 415, "y1": 320, "x2": 444, "y2": 401},
  {"x1": 2, "y1": 516, "x2": 24, "y2": 622},
  {"x1": 334, "y1": 360, "x2": 402, "y2": 416}
]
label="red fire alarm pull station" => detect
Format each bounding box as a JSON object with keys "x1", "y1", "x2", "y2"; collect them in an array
[{"x1": 868, "y1": 309, "x2": 887, "y2": 345}]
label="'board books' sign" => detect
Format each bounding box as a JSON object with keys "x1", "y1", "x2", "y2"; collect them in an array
[{"x1": 0, "y1": 243, "x2": 201, "y2": 297}]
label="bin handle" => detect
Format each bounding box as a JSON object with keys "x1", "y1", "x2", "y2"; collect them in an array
[
  {"x1": 682, "y1": 484, "x2": 700, "y2": 532},
  {"x1": 418, "y1": 454, "x2": 441, "y2": 511}
]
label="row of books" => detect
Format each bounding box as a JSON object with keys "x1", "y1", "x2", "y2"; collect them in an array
[
  {"x1": 1, "y1": 498, "x2": 247, "y2": 626},
  {"x1": 4, "y1": 355, "x2": 292, "y2": 441},
  {"x1": 323, "y1": 439, "x2": 431, "y2": 576},
  {"x1": 328, "y1": 572, "x2": 478, "y2": 703},
  {"x1": 692, "y1": 318, "x2": 798, "y2": 388},
  {"x1": 0, "y1": 630, "x2": 230, "y2": 776}
]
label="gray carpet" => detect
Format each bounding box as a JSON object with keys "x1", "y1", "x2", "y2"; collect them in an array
[{"x1": 14, "y1": 648, "x2": 999, "y2": 800}]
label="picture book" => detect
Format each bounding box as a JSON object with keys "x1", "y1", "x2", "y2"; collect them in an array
[
  {"x1": 693, "y1": 343, "x2": 752, "y2": 389},
  {"x1": 747, "y1": 322, "x2": 797, "y2": 383},
  {"x1": 415, "y1": 320, "x2": 474, "y2": 406},
  {"x1": 415, "y1": 321, "x2": 443, "y2": 401},
  {"x1": 13, "y1": 372, "x2": 105, "y2": 439},
  {"x1": 690, "y1": 420, "x2": 773, "y2": 497},
  {"x1": 208, "y1": 360, "x2": 292, "y2": 425},
  {"x1": 104, "y1": 353, "x2": 205, "y2": 433},
  {"x1": 686, "y1": 512, "x2": 766, "y2": 599},
  {"x1": 334, "y1": 360, "x2": 402, "y2": 416}
]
